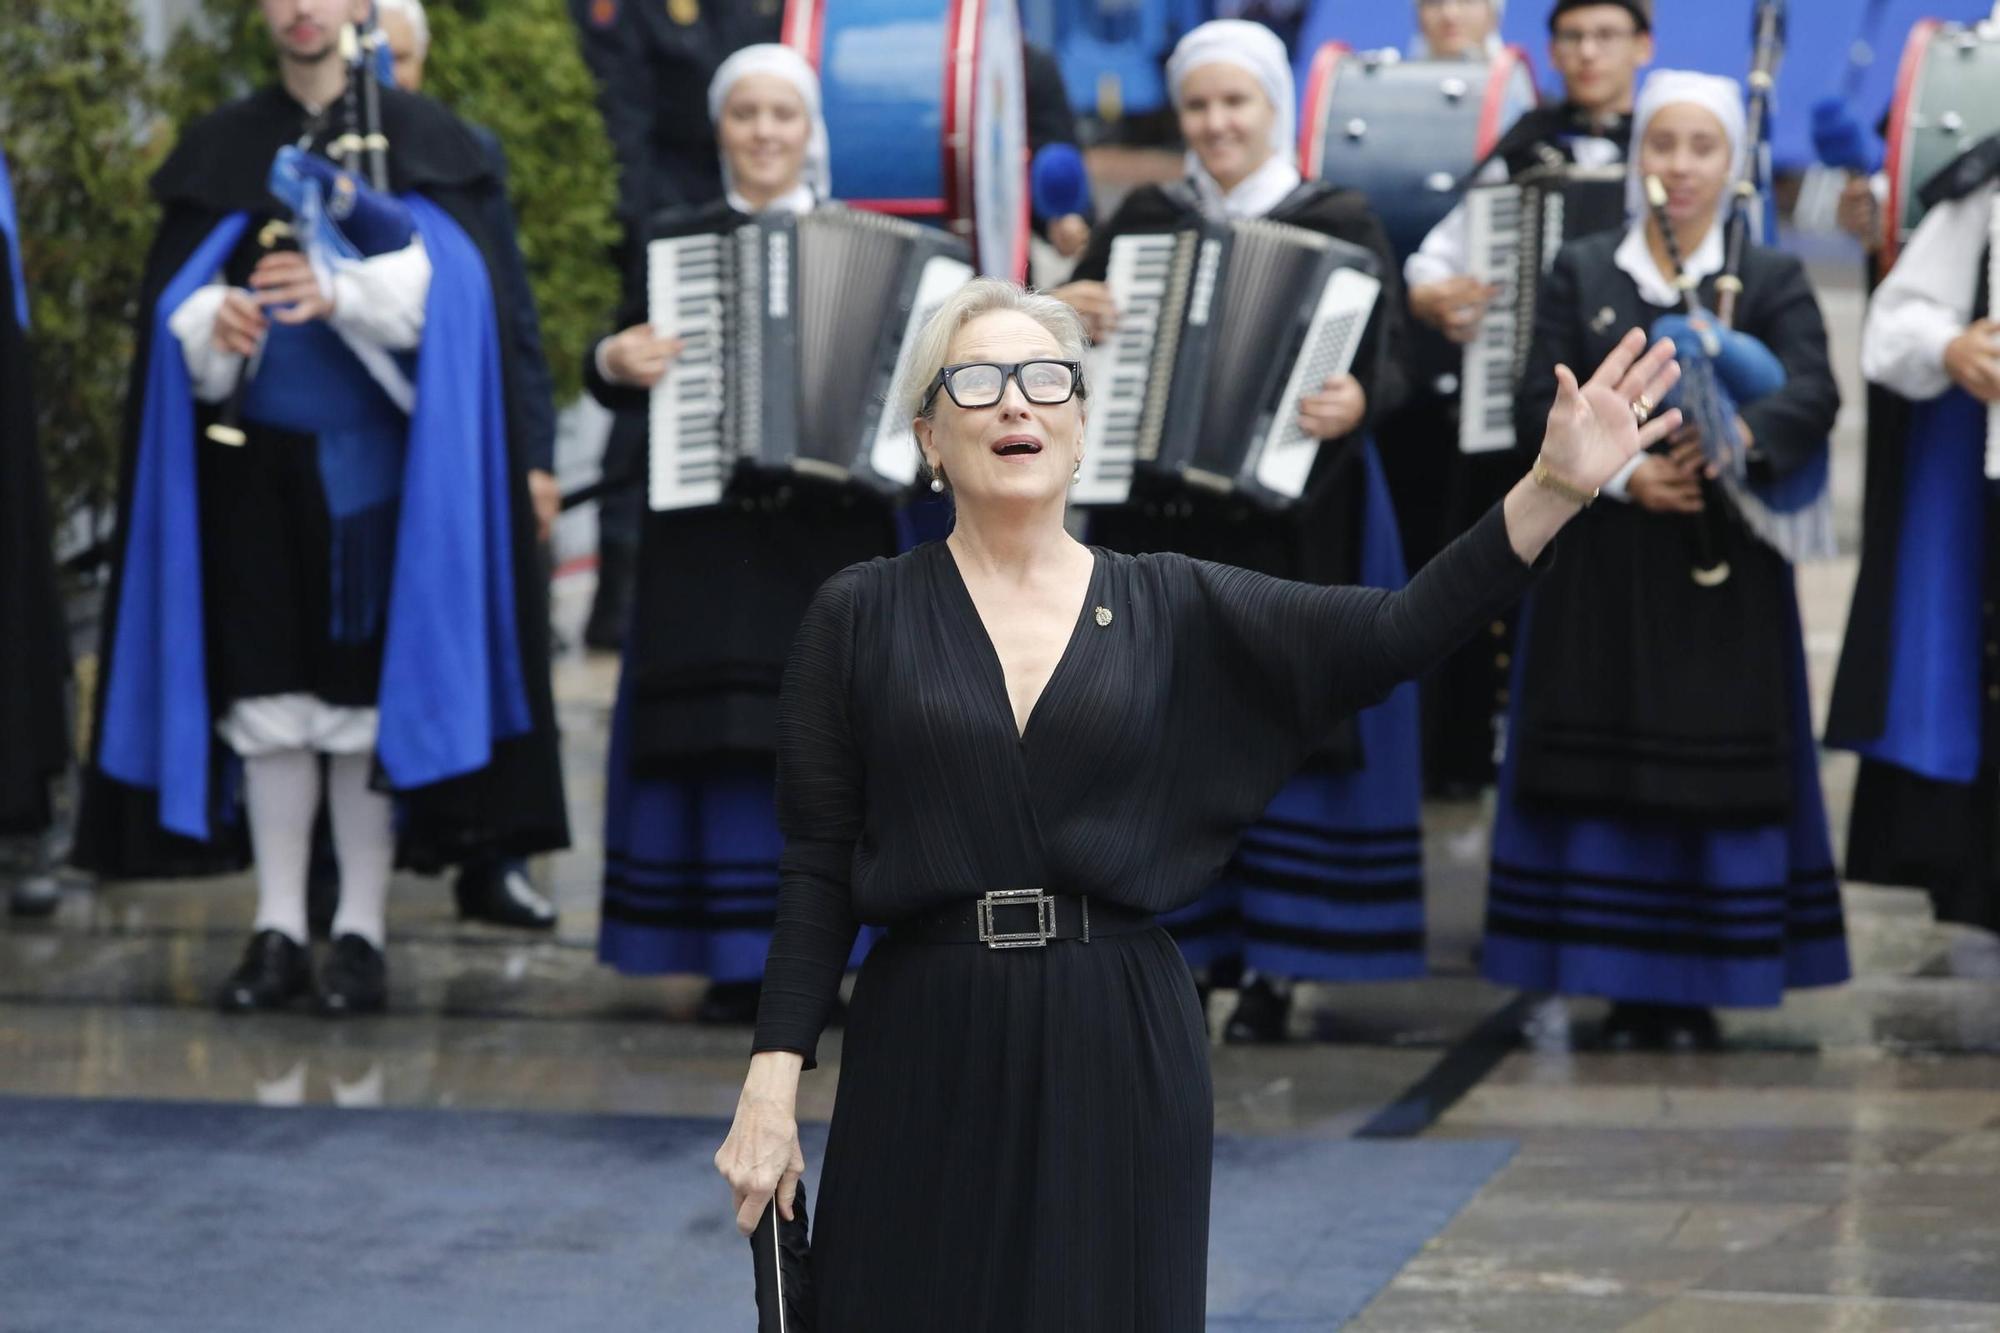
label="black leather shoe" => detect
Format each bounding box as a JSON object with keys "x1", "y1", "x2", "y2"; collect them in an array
[
  {"x1": 318, "y1": 934, "x2": 388, "y2": 1017},
  {"x1": 695, "y1": 979, "x2": 762, "y2": 1026},
  {"x1": 1657, "y1": 1004, "x2": 1722, "y2": 1052},
  {"x1": 218, "y1": 930, "x2": 314, "y2": 1013},
  {"x1": 454, "y1": 861, "x2": 557, "y2": 930},
  {"x1": 8, "y1": 873, "x2": 61, "y2": 918},
  {"x1": 1223, "y1": 976, "x2": 1293, "y2": 1045}
]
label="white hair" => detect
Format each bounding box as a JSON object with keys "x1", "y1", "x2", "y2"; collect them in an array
[
  {"x1": 375, "y1": 0, "x2": 429, "y2": 57},
  {"x1": 894, "y1": 278, "x2": 1089, "y2": 429}
]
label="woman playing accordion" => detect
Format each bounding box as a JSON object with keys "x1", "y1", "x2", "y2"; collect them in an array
[
  {"x1": 587, "y1": 46, "x2": 889, "y2": 1023},
  {"x1": 1480, "y1": 70, "x2": 1850, "y2": 1050},
  {"x1": 1052, "y1": 19, "x2": 1418, "y2": 1044}
]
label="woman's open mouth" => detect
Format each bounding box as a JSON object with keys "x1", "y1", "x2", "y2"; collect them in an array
[{"x1": 991, "y1": 436, "x2": 1044, "y2": 458}]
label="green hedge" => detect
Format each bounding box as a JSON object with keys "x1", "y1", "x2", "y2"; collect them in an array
[{"x1": 2, "y1": 0, "x2": 165, "y2": 525}]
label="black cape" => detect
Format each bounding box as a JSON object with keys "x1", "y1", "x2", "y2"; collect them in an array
[
  {"x1": 584, "y1": 200, "x2": 900, "y2": 766},
  {"x1": 73, "y1": 86, "x2": 569, "y2": 877},
  {"x1": 1509, "y1": 231, "x2": 1839, "y2": 820},
  {"x1": 0, "y1": 225, "x2": 69, "y2": 835}
]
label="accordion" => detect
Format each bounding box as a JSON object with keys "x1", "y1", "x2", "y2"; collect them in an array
[
  {"x1": 1073, "y1": 218, "x2": 1382, "y2": 510},
  {"x1": 1459, "y1": 164, "x2": 1626, "y2": 454},
  {"x1": 645, "y1": 208, "x2": 974, "y2": 511}
]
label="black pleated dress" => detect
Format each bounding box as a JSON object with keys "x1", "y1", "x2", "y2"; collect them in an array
[{"x1": 751, "y1": 506, "x2": 1543, "y2": 1331}]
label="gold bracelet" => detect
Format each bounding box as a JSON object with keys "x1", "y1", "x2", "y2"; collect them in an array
[{"x1": 1532, "y1": 456, "x2": 1598, "y2": 508}]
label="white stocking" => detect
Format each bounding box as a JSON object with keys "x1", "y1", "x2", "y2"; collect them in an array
[
  {"x1": 244, "y1": 749, "x2": 321, "y2": 946},
  {"x1": 327, "y1": 752, "x2": 396, "y2": 949}
]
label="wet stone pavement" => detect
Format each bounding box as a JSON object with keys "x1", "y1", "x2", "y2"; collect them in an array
[{"x1": 3, "y1": 255, "x2": 1998, "y2": 1330}]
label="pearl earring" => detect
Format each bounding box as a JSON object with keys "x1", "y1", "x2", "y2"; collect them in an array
[
  {"x1": 1071, "y1": 462, "x2": 1083, "y2": 485},
  {"x1": 929, "y1": 476, "x2": 945, "y2": 494}
]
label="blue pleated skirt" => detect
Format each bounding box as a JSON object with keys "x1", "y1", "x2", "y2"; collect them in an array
[
  {"x1": 598, "y1": 663, "x2": 871, "y2": 981},
  {"x1": 1164, "y1": 443, "x2": 1427, "y2": 981},
  {"x1": 1481, "y1": 580, "x2": 1850, "y2": 1007}
]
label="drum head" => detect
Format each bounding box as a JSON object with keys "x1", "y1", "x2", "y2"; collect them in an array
[
  {"x1": 1299, "y1": 46, "x2": 1541, "y2": 261},
  {"x1": 1886, "y1": 19, "x2": 2000, "y2": 266},
  {"x1": 950, "y1": 0, "x2": 1030, "y2": 279}
]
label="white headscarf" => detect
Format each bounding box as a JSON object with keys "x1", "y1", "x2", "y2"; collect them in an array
[
  {"x1": 1166, "y1": 19, "x2": 1296, "y2": 167},
  {"x1": 1409, "y1": 0, "x2": 1505, "y2": 61},
  {"x1": 1623, "y1": 69, "x2": 1747, "y2": 221},
  {"x1": 707, "y1": 43, "x2": 832, "y2": 204}
]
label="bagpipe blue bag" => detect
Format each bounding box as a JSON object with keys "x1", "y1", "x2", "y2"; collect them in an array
[{"x1": 1650, "y1": 304, "x2": 1836, "y2": 567}]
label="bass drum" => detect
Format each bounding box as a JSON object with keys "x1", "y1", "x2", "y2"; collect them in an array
[
  {"x1": 785, "y1": 0, "x2": 1030, "y2": 279},
  {"x1": 1298, "y1": 45, "x2": 1540, "y2": 261},
  {"x1": 1884, "y1": 16, "x2": 2000, "y2": 266}
]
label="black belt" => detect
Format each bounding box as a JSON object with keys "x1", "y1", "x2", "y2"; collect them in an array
[{"x1": 891, "y1": 890, "x2": 1155, "y2": 950}]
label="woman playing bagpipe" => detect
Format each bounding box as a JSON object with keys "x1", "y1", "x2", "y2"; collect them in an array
[
  {"x1": 73, "y1": 0, "x2": 569, "y2": 1014},
  {"x1": 1827, "y1": 125, "x2": 2000, "y2": 940},
  {"x1": 585, "y1": 45, "x2": 889, "y2": 1025},
  {"x1": 0, "y1": 142, "x2": 70, "y2": 903},
  {"x1": 1481, "y1": 69, "x2": 1850, "y2": 1050},
  {"x1": 1052, "y1": 19, "x2": 1417, "y2": 1044}
]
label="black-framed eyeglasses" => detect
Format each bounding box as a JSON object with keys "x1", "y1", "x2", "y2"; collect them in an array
[
  {"x1": 923, "y1": 360, "x2": 1085, "y2": 411},
  {"x1": 1550, "y1": 25, "x2": 1639, "y2": 52}
]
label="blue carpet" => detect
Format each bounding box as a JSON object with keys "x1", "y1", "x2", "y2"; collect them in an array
[{"x1": 0, "y1": 1097, "x2": 1512, "y2": 1331}]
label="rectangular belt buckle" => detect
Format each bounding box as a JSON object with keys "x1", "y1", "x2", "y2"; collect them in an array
[{"x1": 977, "y1": 889, "x2": 1055, "y2": 949}]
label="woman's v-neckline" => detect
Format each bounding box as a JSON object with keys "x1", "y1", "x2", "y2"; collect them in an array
[{"x1": 939, "y1": 542, "x2": 1102, "y2": 743}]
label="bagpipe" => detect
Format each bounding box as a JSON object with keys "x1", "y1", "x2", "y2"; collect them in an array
[
  {"x1": 1646, "y1": 0, "x2": 1837, "y2": 577},
  {"x1": 206, "y1": 12, "x2": 403, "y2": 446}
]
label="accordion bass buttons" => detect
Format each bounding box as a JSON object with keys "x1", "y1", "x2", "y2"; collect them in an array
[
  {"x1": 1344, "y1": 118, "x2": 1368, "y2": 141},
  {"x1": 1441, "y1": 78, "x2": 1468, "y2": 103}
]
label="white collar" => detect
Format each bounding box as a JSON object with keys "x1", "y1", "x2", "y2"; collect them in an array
[
  {"x1": 1186, "y1": 153, "x2": 1303, "y2": 221},
  {"x1": 727, "y1": 183, "x2": 817, "y2": 217},
  {"x1": 1614, "y1": 218, "x2": 1726, "y2": 308}
]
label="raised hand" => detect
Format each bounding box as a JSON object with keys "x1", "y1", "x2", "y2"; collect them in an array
[{"x1": 1537, "y1": 327, "x2": 1685, "y2": 494}]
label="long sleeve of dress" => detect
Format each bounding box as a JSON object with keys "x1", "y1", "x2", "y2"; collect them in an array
[
  {"x1": 1184, "y1": 500, "x2": 1544, "y2": 774},
  {"x1": 752, "y1": 566, "x2": 866, "y2": 1069}
]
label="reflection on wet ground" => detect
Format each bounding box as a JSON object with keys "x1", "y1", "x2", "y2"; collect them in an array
[{"x1": 4, "y1": 258, "x2": 1997, "y2": 1329}]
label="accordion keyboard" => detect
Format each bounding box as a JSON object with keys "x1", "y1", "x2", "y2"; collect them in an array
[
  {"x1": 646, "y1": 232, "x2": 731, "y2": 511},
  {"x1": 1255, "y1": 266, "x2": 1382, "y2": 500},
  {"x1": 1461, "y1": 185, "x2": 1525, "y2": 455},
  {"x1": 1076, "y1": 232, "x2": 1178, "y2": 505}
]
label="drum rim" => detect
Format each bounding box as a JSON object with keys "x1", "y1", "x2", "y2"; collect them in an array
[
  {"x1": 1299, "y1": 44, "x2": 1542, "y2": 181},
  {"x1": 785, "y1": 0, "x2": 1027, "y2": 277},
  {"x1": 943, "y1": 0, "x2": 1030, "y2": 279},
  {"x1": 1297, "y1": 41, "x2": 1354, "y2": 178},
  {"x1": 1478, "y1": 45, "x2": 1541, "y2": 159},
  {"x1": 1883, "y1": 17, "x2": 1943, "y2": 270}
]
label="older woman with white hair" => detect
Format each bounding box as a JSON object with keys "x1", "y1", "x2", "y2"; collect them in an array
[
  {"x1": 714, "y1": 272, "x2": 1684, "y2": 1326},
  {"x1": 585, "y1": 45, "x2": 887, "y2": 1024},
  {"x1": 1056, "y1": 19, "x2": 1419, "y2": 1043},
  {"x1": 1479, "y1": 70, "x2": 1848, "y2": 1052}
]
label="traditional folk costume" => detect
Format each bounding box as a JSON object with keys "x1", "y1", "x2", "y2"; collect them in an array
[
  {"x1": 74, "y1": 86, "x2": 569, "y2": 1009},
  {"x1": 1828, "y1": 133, "x2": 2000, "y2": 936},
  {"x1": 1069, "y1": 24, "x2": 1418, "y2": 1031},
  {"x1": 590, "y1": 48, "x2": 887, "y2": 1011},
  {"x1": 1481, "y1": 71, "x2": 1849, "y2": 1039},
  {"x1": 0, "y1": 146, "x2": 69, "y2": 840}
]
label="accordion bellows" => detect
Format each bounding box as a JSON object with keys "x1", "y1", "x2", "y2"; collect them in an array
[{"x1": 645, "y1": 209, "x2": 973, "y2": 512}]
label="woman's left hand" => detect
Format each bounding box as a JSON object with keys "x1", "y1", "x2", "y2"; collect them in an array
[
  {"x1": 1537, "y1": 328, "x2": 1685, "y2": 493},
  {"x1": 1296, "y1": 374, "x2": 1366, "y2": 440}
]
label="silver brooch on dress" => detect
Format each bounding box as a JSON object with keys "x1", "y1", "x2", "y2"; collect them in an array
[{"x1": 1094, "y1": 606, "x2": 1113, "y2": 628}]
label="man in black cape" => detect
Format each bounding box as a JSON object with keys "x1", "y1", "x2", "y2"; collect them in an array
[{"x1": 73, "y1": 0, "x2": 568, "y2": 1014}]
